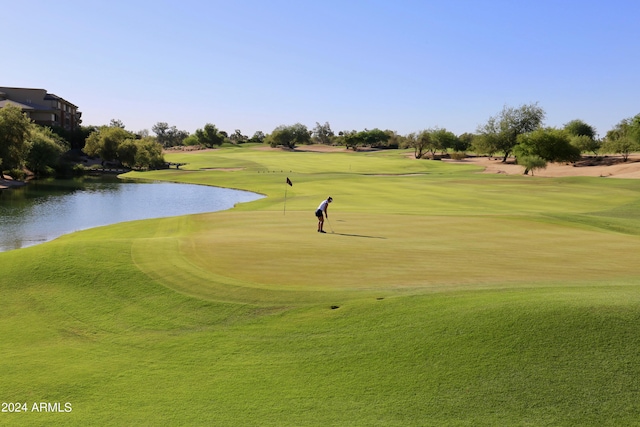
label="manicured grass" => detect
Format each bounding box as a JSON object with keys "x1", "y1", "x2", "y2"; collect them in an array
[{"x1": 2, "y1": 146, "x2": 640, "y2": 425}]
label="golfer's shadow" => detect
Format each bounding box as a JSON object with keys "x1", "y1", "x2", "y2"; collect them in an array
[
  {"x1": 328, "y1": 220, "x2": 386, "y2": 239},
  {"x1": 331, "y1": 232, "x2": 386, "y2": 239}
]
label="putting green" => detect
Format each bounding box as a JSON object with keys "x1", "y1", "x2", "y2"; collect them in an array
[{"x1": 129, "y1": 209, "x2": 640, "y2": 305}]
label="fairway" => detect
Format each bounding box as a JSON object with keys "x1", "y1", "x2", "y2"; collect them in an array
[{"x1": 2, "y1": 146, "x2": 640, "y2": 426}]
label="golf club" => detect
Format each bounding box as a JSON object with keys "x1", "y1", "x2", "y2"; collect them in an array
[{"x1": 327, "y1": 216, "x2": 334, "y2": 233}]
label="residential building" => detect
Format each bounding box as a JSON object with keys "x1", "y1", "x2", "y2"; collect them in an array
[{"x1": 0, "y1": 86, "x2": 81, "y2": 130}]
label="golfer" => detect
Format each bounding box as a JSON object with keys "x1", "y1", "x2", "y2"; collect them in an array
[{"x1": 315, "y1": 197, "x2": 333, "y2": 233}]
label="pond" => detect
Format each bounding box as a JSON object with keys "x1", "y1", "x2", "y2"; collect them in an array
[{"x1": 0, "y1": 177, "x2": 264, "y2": 252}]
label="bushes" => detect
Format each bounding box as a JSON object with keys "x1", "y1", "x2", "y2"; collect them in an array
[{"x1": 117, "y1": 137, "x2": 165, "y2": 170}]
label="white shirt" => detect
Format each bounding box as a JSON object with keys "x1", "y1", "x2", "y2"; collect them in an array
[{"x1": 317, "y1": 199, "x2": 330, "y2": 211}]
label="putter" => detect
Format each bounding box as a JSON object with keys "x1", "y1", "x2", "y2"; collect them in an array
[{"x1": 327, "y1": 217, "x2": 334, "y2": 233}]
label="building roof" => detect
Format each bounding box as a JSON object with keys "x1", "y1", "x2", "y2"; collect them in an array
[
  {"x1": 46, "y1": 93, "x2": 78, "y2": 108},
  {"x1": 0, "y1": 99, "x2": 34, "y2": 110},
  {"x1": 0, "y1": 87, "x2": 78, "y2": 109}
]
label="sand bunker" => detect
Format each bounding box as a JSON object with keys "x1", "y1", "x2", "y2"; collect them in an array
[{"x1": 445, "y1": 155, "x2": 640, "y2": 179}]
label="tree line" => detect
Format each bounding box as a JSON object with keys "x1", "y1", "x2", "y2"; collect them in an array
[
  {"x1": 0, "y1": 108, "x2": 166, "y2": 179},
  {"x1": 0, "y1": 105, "x2": 71, "y2": 179},
  {"x1": 1, "y1": 102, "x2": 640, "y2": 180},
  {"x1": 170, "y1": 104, "x2": 640, "y2": 176},
  {"x1": 155, "y1": 104, "x2": 639, "y2": 172}
]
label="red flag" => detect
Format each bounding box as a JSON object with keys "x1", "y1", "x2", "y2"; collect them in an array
[{"x1": 286, "y1": 177, "x2": 293, "y2": 186}]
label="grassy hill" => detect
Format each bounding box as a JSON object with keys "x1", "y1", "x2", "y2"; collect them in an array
[{"x1": 2, "y1": 146, "x2": 640, "y2": 426}]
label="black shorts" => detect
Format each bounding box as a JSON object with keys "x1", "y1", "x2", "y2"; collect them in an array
[{"x1": 315, "y1": 209, "x2": 323, "y2": 218}]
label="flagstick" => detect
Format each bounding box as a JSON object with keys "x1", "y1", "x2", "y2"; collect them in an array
[
  {"x1": 284, "y1": 177, "x2": 292, "y2": 215},
  {"x1": 283, "y1": 184, "x2": 287, "y2": 215}
]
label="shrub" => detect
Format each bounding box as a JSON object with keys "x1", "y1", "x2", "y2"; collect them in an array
[
  {"x1": 518, "y1": 155, "x2": 547, "y2": 175},
  {"x1": 8, "y1": 168, "x2": 26, "y2": 180}
]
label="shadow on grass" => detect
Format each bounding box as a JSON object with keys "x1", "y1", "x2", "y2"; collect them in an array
[
  {"x1": 326, "y1": 220, "x2": 386, "y2": 239},
  {"x1": 330, "y1": 232, "x2": 386, "y2": 239}
]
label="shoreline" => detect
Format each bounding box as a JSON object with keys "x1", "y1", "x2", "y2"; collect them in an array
[{"x1": 0, "y1": 177, "x2": 28, "y2": 190}]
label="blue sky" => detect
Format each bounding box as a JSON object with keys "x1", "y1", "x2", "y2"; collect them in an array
[{"x1": 4, "y1": 0, "x2": 638, "y2": 138}]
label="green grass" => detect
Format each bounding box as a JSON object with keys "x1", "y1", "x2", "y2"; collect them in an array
[{"x1": 2, "y1": 146, "x2": 640, "y2": 425}]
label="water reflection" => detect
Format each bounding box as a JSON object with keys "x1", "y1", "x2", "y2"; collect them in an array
[{"x1": 0, "y1": 177, "x2": 263, "y2": 251}]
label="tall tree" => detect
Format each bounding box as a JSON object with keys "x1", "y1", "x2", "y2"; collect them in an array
[
  {"x1": 194, "y1": 123, "x2": 225, "y2": 147},
  {"x1": 564, "y1": 119, "x2": 597, "y2": 139},
  {"x1": 84, "y1": 126, "x2": 133, "y2": 162},
  {"x1": 152, "y1": 122, "x2": 169, "y2": 144},
  {"x1": 0, "y1": 105, "x2": 33, "y2": 178},
  {"x1": 117, "y1": 137, "x2": 164, "y2": 169},
  {"x1": 312, "y1": 122, "x2": 334, "y2": 145},
  {"x1": 266, "y1": 123, "x2": 310, "y2": 149},
  {"x1": 478, "y1": 103, "x2": 546, "y2": 162},
  {"x1": 229, "y1": 129, "x2": 248, "y2": 144},
  {"x1": 167, "y1": 127, "x2": 189, "y2": 147},
  {"x1": 570, "y1": 135, "x2": 601, "y2": 156},
  {"x1": 109, "y1": 119, "x2": 126, "y2": 129},
  {"x1": 383, "y1": 130, "x2": 403, "y2": 149},
  {"x1": 340, "y1": 130, "x2": 362, "y2": 150},
  {"x1": 50, "y1": 124, "x2": 96, "y2": 150},
  {"x1": 153, "y1": 122, "x2": 189, "y2": 147},
  {"x1": 632, "y1": 115, "x2": 640, "y2": 143},
  {"x1": 564, "y1": 119, "x2": 600, "y2": 155},
  {"x1": 514, "y1": 128, "x2": 581, "y2": 174},
  {"x1": 406, "y1": 132, "x2": 429, "y2": 158},
  {"x1": 601, "y1": 114, "x2": 640, "y2": 161},
  {"x1": 249, "y1": 130, "x2": 265, "y2": 143},
  {"x1": 430, "y1": 128, "x2": 459, "y2": 154},
  {"x1": 415, "y1": 129, "x2": 443, "y2": 157},
  {"x1": 339, "y1": 128, "x2": 389, "y2": 151},
  {"x1": 134, "y1": 137, "x2": 164, "y2": 169},
  {"x1": 471, "y1": 133, "x2": 499, "y2": 158},
  {"x1": 26, "y1": 126, "x2": 68, "y2": 176},
  {"x1": 456, "y1": 132, "x2": 475, "y2": 153},
  {"x1": 359, "y1": 128, "x2": 389, "y2": 148}
]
